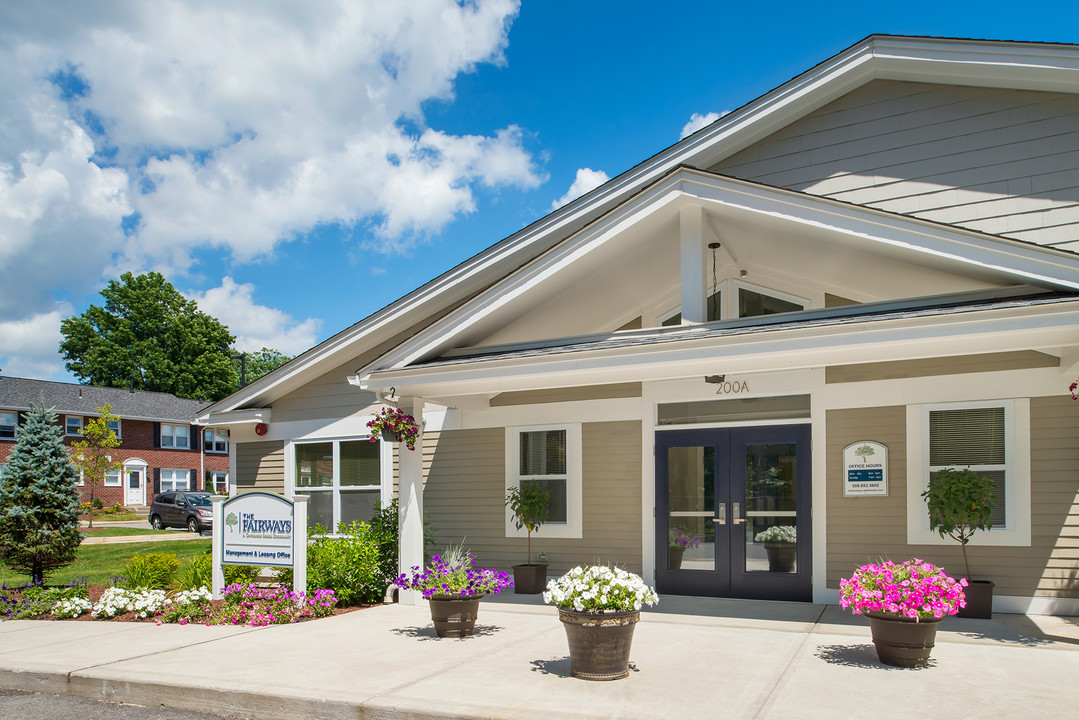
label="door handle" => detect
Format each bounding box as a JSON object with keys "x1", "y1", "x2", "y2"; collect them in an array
[
  {"x1": 714, "y1": 503, "x2": 726, "y2": 525},
  {"x1": 733, "y1": 501, "x2": 744, "y2": 524}
]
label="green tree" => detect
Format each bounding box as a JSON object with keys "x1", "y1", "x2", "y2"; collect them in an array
[
  {"x1": 0, "y1": 404, "x2": 83, "y2": 584},
  {"x1": 921, "y1": 467, "x2": 997, "y2": 580},
  {"x1": 59, "y1": 272, "x2": 238, "y2": 401},
  {"x1": 70, "y1": 404, "x2": 122, "y2": 529},
  {"x1": 237, "y1": 347, "x2": 293, "y2": 385}
]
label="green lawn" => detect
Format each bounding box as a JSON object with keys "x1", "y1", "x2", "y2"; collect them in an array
[
  {"x1": 0, "y1": 538, "x2": 212, "y2": 587},
  {"x1": 81, "y1": 527, "x2": 173, "y2": 538}
]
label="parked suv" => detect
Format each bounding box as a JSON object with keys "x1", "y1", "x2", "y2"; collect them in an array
[{"x1": 148, "y1": 491, "x2": 216, "y2": 533}]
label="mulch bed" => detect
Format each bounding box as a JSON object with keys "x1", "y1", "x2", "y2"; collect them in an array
[{"x1": 8, "y1": 585, "x2": 376, "y2": 623}]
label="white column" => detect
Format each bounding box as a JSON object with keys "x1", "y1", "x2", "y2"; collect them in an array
[
  {"x1": 397, "y1": 397, "x2": 425, "y2": 605},
  {"x1": 211, "y1": 497, "x2": 225, "y2": 599},
  {"x1": 679, "y1": 205, "x2": 706, "y2": 324},
  {"x1": 292, "y1": 495, "x2": 308, "y2": 600}
]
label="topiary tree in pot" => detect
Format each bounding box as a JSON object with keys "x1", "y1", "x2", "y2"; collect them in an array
[
  {"x1": 921, "y1": 467, "x2": 997, "y2": 618},
  {"x1": 505, "y1": 482, "x2": 550, "y2": 594}
]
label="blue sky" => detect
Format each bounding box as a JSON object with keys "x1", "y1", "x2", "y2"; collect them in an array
[{"x1": 1, "y1": 1, "x2": 1077, "y2": 383}]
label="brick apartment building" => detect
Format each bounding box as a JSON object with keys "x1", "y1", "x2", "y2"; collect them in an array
[{"x1": 0, "y1": 376, "x2": 229, "y2": 508}]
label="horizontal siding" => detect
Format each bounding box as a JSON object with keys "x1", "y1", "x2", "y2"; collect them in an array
[
  {"x1": 826, "y1": 400, "x2": 1079, "y2": 599},
  {"x1": 714, "y1": 80, "x2": 1079, "y2": 246},
  {"x1": 235, "y1": 441, "x2": 285, "y2": 495},
  {"x1": 490, "y1": 382, "x2": 643, "y2": 407},
  {"x1": 422, "y1": 421, "x2": 643, "y2": 575},
  {"x1": 826, "y1": 351, "x2": 1059, "y2": 384}
]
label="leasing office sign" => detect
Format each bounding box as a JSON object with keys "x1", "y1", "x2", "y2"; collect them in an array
[
  {"x1": 222, "y1": 492, "x2": 296, "y2": 566},
  {"x1": 212, "y1": 491, "x2": 309, "y2": 600}
]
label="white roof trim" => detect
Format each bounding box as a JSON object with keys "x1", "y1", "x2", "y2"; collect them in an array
[
  {"x1": 196, "y1": 407, "x2": 271, "y2": 426},
  {"x1": 202, "y1": 36, "x2": 1079, "y2": 415},
  {"x1": 361, "y1": 301, "x2": 1079, "y2": 397}
]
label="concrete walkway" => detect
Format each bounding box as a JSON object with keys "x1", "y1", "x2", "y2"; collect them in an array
[
  {"x1": 0, "y1": 597, "x2": 1076, "y2": 720},
  {"x1": 79, "y1": 520, "x2": 209, "y2": 545}
]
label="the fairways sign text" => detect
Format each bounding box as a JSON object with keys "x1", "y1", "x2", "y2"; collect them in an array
[{"x1": 222, "y1": 492, "x2": 296, "y2": 566}]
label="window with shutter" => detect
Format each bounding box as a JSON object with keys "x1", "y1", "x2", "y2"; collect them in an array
[
  {"x1": 907, "y1": 399, "x2": 1031, "y2": 548},
  {"x1": 929, "y1": 406, "x2": 1007, "y2": 527}
]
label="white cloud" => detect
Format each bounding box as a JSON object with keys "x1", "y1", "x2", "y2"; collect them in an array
[
  {"x1": 679, "y1": 111, "x2": 728, "y2": 140},
  {"x1": 550, "y1": 168, "x2": 610, "y2": 210},
  {"x1": 185, "y1": 277, "x2": 322, "y2": 357},
  {"x1": 0, "y1": 0, "x2": 541, "y2": 329},
  {"x1": 0, "y1": 306, "x2": 71, "y2": 380}
]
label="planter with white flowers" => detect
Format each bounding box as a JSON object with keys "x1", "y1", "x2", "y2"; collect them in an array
[{"x1": 755, "y1": 525, "x2": 797, "y2": 573}]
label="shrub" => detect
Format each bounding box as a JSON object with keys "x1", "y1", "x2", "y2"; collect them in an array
[
  {"x1": 1, "y1": 581, "x2": 88, "y2": 619},
  {"x1": 177, "y1": 550, "x2": 260, "y2": 591},
  {"x1": 279, "y1": 521, "x2": 381, "y2": 605},
  {"x1": 121, "y1": 553, "x2": 181, "y2": 590},
  {"x1": 91, "y1": 497, "x2": 105, "y2": 510}
]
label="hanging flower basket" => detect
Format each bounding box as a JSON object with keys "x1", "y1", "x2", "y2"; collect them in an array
[{"x1": 366, "y1": 407, "x2": 420, "y2": 450}]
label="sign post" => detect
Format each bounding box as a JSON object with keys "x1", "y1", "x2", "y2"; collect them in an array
[{"x1": 212, "y1": 492, "x2": 308, "y2": 600}]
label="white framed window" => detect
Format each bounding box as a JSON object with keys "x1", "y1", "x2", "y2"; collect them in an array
[
  {"x1": 104, "y1": 462, "x2": 121, "y2": 487},
  {"x1": 161, "y1": 423, "x2": 190, "y2": 449},
  {"x1": 160, "y1": 468, "x2": 191, "y2": 492},
  {"x1": 292, "y1": 438, "x2": 383, "y2": 533},
  {"x1": 106, "y1": 419, "x2": 121, "y2": 439},
  {"x1": 906, "y1": 399, "x2": 1031, "y2": 547},
  {"x1": 505, "y1": 424, "x2": 583, "y2": 539},
  {"x1": 0, "y1": 411, "x2": 16, "y2": 439},
  {"x1": 66, "y1": 415, "x2": 83, "y2": 436},
  {"x1": 657, "y1": 280, "x2": 807, "y2": 326},
  {"x1": 203, "y1": 428, "x2": 229, "y2": 453},
  {"x1": 208, "y1": 470, "x2": 229, "y2": 494}
]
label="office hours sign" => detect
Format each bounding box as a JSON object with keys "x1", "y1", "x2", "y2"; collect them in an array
[{"x1": 843, "y1": 441, "x2": 888, "y2": 497}]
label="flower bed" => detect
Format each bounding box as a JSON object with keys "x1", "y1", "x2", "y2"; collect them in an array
[{"x1": 2, "y1": 582, "x2": 366, "y2": 625}]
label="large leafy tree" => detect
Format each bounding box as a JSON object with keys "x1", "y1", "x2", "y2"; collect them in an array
[
  {"x1": 60, "y1": 272, "x2": 238, "y2": 401},
  {"x1": 238, "y1": 347, "x2": 293, "y2": 385},
  {"x1": 0, "y1": 404, "x2": 83, "y2": 584},
  {"x1": 70, "y1": 404, "x2": 122, "y2": 529}
]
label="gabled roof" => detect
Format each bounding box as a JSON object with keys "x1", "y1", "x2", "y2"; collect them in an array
[
  {"x1": 0, "y1": 376, "x2": 210, "y2": 423},
  {"x1": 203, "y1": 35, "x2": 1079, "y2": 416}
]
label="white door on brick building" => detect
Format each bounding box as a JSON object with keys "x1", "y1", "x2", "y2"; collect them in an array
[{"x1": 124, "y1": 459, "x2": 148, "y2": 506}]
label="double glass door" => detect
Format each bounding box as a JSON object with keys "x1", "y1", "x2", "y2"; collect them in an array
[{"x1": 655, "y1": 425, "x2": 811, "y2": 601}]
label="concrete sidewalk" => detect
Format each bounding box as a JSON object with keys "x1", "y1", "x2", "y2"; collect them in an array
[{"x1": 1, "y1": 598, "x2": 1076, "y2": 720}]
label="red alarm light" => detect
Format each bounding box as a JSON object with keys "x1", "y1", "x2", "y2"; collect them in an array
[{"x1": 254, "y1": 423, "x2": 268, "y2": 436}]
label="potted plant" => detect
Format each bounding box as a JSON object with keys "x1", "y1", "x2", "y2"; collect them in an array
[
  {"x1": 544, "y1": 565, "x2": 659, "y2": 681},
  {"x1": 366, "y1": 407, "x2": 420, "y2": 450},
  {"x1": 667, "y1": 527, "x2": 699, "y2": 570},
  {"x1": 754, "y1": 525, "x2": 797, "y2": 572},
  {"x1": 839, "y1": 558, "x2": 966, "y2": 667},
  {"x1": 504, "y1": 483, "x2": 550, "y2": 594},
  {"x1": 394, "y1": 545, "x2": 512, "y2": 637},
  {"x1": 921, "y1": 467, "x2": 997, "y2": 618}
]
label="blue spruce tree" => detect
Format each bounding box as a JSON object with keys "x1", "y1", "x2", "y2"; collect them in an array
[{"x1": 0, "y1": 404, "x2": 83, "y2": 584}]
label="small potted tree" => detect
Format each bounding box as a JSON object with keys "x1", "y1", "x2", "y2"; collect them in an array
[
  {"x1": 921, "y1": 467, "x2": 997, "y2": 618},
  {"x1": 505, "y1": 482, "x2": 550, "y2": 594}
]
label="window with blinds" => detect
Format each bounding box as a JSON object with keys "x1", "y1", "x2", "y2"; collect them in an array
[
  {"x1": 928, "y1": 405, "x2": 1007, "y2": 527},
  {"x1": 517, "y1": 428, "x2": 568, "y2": 523}
]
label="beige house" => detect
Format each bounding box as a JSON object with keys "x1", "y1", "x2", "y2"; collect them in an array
[{"x1": 200, "y1": 36, "x2": 1079, "y2": 614}]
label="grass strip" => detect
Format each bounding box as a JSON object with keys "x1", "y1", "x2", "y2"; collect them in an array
[{"x1": 0, "y1": 538, "x2": 212, "y2": 587}]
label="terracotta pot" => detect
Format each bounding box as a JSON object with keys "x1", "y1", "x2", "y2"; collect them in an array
[
  {"x1": 865, "y1": 611, "x2": 942, "y2": 668},
  {"x1": 763, "y1": 543, "x2": 796, "y2": 572},
  {"x1": 668, "y1": 546, "x2": 684, "y2": 570},
  {"x1": 956, "y1": 579, "x2": 994, "y2": 619},
  {"x1": 558, "y1": 607, "x2": 640, "y2": 680},
  {"x1": 428, "y1": 594, "x2": 482, "y2": 638},
  {"x1": 512, "y1": 563, "x2": 548, "y2": 594}
]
